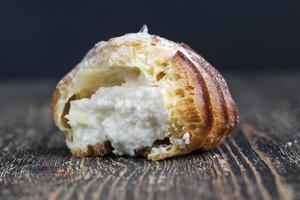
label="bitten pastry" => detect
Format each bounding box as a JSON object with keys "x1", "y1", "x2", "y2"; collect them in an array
[{"x1": 51, "y1": 26, "x2": 239, "y2": 160}]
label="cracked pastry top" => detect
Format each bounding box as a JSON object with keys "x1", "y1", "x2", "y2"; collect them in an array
[{"x1": 51, "y1": 26, "x2": 239, "y2": 160}]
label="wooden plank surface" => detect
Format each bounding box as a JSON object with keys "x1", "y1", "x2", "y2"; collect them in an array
[{"x1": 0, "y1": 71, "x2": 299, "y2": 200}]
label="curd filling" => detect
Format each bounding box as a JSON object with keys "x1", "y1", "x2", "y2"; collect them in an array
[{"x1": 66, "y1": 77, "x2": 169, "y2": 156}]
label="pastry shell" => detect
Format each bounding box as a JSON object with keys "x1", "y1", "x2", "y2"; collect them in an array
[{"x1": 51, "y1": 26, "x2": 239, "y2": 160}]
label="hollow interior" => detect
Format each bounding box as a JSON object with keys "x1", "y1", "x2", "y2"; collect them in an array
[{"x1": 65, "y1": 67, "x2": 171, "y2": 156}]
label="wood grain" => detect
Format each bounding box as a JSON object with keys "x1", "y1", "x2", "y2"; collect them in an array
[{"x1": 0, "y1": 71, "x2": 299, "y2": 200}]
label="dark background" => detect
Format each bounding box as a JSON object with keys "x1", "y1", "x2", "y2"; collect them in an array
[{"x1": 1, "y1": 0, "x2": 300, "y2": 80}]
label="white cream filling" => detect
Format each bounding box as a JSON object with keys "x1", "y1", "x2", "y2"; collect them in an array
[
  {"x1": 65, "y1": 75, "x2": 169, "y2": 156},
  {"x1": 171, "y1": 132, "x2": 190, "y2": 149},
  {"x1": 149, "y1": 132, "x2": 190, "y2": 157}
]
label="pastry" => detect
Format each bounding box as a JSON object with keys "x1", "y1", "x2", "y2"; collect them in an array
[{"x1": 51, "y1": 25, "x2": 239, "y2": 160}]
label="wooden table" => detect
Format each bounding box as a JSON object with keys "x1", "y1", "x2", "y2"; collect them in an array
[{"x1": 0, "y1": 71, "x2": 299, "y2": 200}]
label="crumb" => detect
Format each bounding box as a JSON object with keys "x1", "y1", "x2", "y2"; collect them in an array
[{"x1": 182, "y1": 132, "x2": 190, "y2": 144}]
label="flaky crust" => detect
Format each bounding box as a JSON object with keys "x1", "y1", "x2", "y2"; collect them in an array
[{"x1": 51, "y1": 26, "x2": 239, "y2": 160}]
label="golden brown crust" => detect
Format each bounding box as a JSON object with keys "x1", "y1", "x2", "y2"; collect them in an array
[
  {"x1": 169, "y1": 50, "x2": 239, "y2": 152},
  {"x1": 51, "y1": 29, "x2": 239, "y2": 160},
  {"x1": 170, "y1": 51, "x2": 214, "y2": 150},
  {"x1": 71, "y1": 141, "x2": 112, "y2": 157},
  {"x1": 51, "y1": 71, "x2": 73, "y2": 124}
]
